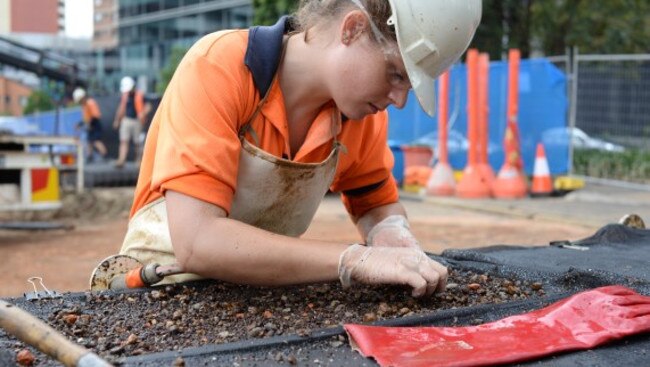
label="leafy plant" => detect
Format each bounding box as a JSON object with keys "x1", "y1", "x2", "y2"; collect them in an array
[
  {"x1": 253, "y1": 0, "x2": 297, "y2": 26},
  {"x1": 156, "y1": 46, "x2": 189, "y2": 95},
  {"x1": 470, "y1": 0, "x2": 649, "y2": 58},
  {"x1": 23, "y1": 90, "x2": 55, "y2": 115},
  {"x1": 574, "y1": 149, "x2": 650, "y2": 183}
]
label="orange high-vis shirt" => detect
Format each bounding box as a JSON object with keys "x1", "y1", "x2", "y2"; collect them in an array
[
  {"x1": 131, "y1": 30, "x2": 398, "y2": 219},
  {"x1": 82, "y1": 98, "x2": 101, "y2": 123}
]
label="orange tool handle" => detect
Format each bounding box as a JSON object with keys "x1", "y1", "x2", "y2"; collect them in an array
[{"x1": 124, "y1": 267, "x2": 146, "y2": 288}]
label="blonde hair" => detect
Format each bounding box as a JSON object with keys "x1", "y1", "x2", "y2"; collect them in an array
[{"x1": 293, "y1": 0, "x2": 396, "y2": 43}]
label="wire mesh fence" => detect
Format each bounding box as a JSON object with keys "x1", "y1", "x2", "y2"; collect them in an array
[
  {"x1": 550, "y1": 51, "x2": 650, "y2": 184},
  {"x1": 576, "y1": 54, "x2": 650, "y2": 149}
]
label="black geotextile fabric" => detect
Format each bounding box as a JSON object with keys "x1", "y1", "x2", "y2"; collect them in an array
[
  {"x1": 443, "y1": 224, "x2": 650, "y2": 283},
  {"x1": 2, "y1": 223, "x2": 650, "y2": 366},
  {"x1": 119, "y1": 223, "x2": 650, "y2": 366}
]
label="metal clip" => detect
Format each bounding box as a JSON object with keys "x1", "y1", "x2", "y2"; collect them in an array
[
  {"x1": 549, "y1": 240, "x2": 589, "y2": 251},
  {"x1": 24, "y1": 277, "x2": 62, "y2": 301}
]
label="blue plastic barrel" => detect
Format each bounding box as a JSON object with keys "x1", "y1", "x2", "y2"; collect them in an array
[{"x1": 388, "y1": 141, "x2": 404, "y2": 185}]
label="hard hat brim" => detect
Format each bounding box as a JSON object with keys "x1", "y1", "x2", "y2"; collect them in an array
[{"x1": 410, "y1": 69, "x2": 436, "y2": 117}]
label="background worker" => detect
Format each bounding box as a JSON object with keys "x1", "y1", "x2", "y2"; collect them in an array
[
  {"x1": 112, "y1": 0, "x2": 481, "y2": 297},
  {"x1": 113, "y1": 76, "x2": 145, "y2": 168},
  {"x1": 73, "y1": 87, "x2": 107, "y2": 162}
]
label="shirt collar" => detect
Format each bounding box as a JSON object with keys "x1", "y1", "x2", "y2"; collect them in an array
[{"x1": 244, "y1": 16, "x2": 292, "y2": 100}]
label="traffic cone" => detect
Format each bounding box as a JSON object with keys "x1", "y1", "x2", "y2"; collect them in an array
[
  {"x1": 531, "y1": 142, "x2": 553, "y2": 197},
  {"x1": 426, "y1": 162, "x2": 455, "y2": 196},
  {"x1": 427, "y1": 71, "x2": 455, "y2": 196},
  {"x1": 457, "y1": 49, "x2": 491, "y2": 199},
  {"x1": 492, "y1": 162, "x2": 527, "y2": 198},
  {"x1": 492, "y1": 49, "x2": 527, "y2": 199},
  {"x1": 477, "y1": 52, "x2": 495, "y2": 187}
]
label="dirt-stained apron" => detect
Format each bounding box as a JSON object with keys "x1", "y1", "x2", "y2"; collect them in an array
[{"x1": 117, "y1": 85, "x2": 342, "y2": 284}]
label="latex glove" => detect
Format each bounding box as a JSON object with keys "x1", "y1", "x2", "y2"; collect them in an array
[
  {"x1": 338, "y1": 244, "x2": 447, "y2": 297},
  {"x1": 345, "y1": 285, "x2": 650, "y2": 367},
  {"x1": 366, "y1": 215, "x2": 420, "y2": 249}
]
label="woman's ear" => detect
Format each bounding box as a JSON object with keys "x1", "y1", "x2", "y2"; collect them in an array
[{"x1": 340, "y1": 10, "x2": 369, "y2": 45}]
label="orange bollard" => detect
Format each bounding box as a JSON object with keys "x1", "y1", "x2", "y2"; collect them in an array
[
  {"x1": 427, "y1": 71, "x2": 456, "y2": 196},
  {"x1": 492, "y1": 49, "x2": 528, "y2": 199},
  {"x1": 457, "y1": 49, "x2": 491, "y2": 198},
  {"x1": 477, "y1": 52, "x2": 495, "y2": 185},
  {"x1": 531, "y1": 142, "x2": 554, "y2": 197}
]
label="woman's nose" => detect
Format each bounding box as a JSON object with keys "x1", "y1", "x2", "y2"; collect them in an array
[{"x1": 388, "y1": 87, "x2": 409, "y2": 109}]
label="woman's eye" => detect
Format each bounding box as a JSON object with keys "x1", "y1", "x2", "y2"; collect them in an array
[{"x1": 390, "y1": 72, "x2": 410, "y2": 89}]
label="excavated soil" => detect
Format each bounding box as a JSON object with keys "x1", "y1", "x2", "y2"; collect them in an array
[{"x1": 3, "y1": 268, "x2": 545, "y2": 366}]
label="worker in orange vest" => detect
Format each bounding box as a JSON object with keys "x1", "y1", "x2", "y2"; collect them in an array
[
  {"x1": 73, "y1": 87, "x2": 108, "y2": 162},
  {"x1": 96, "y1": 0, "x2": 481, "y2": 297}
]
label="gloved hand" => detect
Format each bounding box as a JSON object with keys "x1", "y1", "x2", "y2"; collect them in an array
[
  {"x1": 345, "y1": 285, "x2": 650, "y2": 367},
  {"x1": 366, "y1": 215, "x2": 420, "y2": 249},
  {"x1": 338, "y1": 244, "x2": 447, "y2": 297}
]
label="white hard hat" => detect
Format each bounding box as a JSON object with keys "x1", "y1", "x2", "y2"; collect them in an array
[
  {"x1": 72, "y1": 87, "x2": 86, "y2": 103},
  {"x1": 387, "y1": 0, "x2": 482, "y2": 116},
  {"x1": 120, "y1": 76, "x2": 135, "y2": 93}
]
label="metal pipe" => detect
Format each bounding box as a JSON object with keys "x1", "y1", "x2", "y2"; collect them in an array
[{"x1": 568, "y1": 46, "x2": 579, "y2": 176}]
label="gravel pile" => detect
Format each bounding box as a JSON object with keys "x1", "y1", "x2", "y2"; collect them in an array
[{"x1": 5, "y1": 268, "x2": 545, "y2": 365}]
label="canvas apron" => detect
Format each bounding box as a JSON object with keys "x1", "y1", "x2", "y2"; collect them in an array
[{"x1": 117, "y1": 79, "x2": 342, "y2": 284}]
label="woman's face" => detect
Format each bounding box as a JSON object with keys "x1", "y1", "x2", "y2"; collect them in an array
[{"x1": 329, "y1": 33, "x2": 412, "y2": 120}]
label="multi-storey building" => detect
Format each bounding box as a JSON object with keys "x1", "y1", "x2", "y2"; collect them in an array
[
  {"x1": 93, "y1": 0, "x2": 119, "y2": 49},
  {"x1": 0, "y1": 0, "x2": 70, "y2": 115},
  {"x1": 0, "y1": 0, "x2": 64, "y2": 35},
  {"x1": 0, "y1": 76, "x2": 31, "y2": 116},
  {"x1": 91, "y1": 0, "x2": 120, "y2": 94},
  {"x1": 116, "y1": 0, "x2": 252, "y2": 93}
]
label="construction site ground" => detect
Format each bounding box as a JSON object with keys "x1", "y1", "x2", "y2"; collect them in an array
[{"x1": 2, "y1": 182, "x2": 649, "y2": 298}]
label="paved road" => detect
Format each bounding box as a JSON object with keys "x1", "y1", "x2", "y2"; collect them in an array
[{"x1": 413, "y1": 181, "x2": 650, "y2": 229}]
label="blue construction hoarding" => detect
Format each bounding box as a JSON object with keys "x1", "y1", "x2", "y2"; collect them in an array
[{"x1": 388, "y1": 58, "x2": 568, "y2": 182}]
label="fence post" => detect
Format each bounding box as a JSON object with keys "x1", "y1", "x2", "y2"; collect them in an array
[{"x1": 568, "y1": 46, "x2": 579, "y2": 176}]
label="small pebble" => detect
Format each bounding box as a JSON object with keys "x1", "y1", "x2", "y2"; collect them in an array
[{"x1": 16, "y1": 349, "x2": 35, "y2": 366}]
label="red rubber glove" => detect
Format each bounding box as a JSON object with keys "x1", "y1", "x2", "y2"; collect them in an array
[{"x1": 345, "y1": 285, "x2": 650, "y2": 367}]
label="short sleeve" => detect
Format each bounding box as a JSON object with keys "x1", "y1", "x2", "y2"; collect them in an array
[
  {"x1": 150, "y1": 31, "x2": 256, "y2": 214},
  {"x1": 332, "y1": 111, "x2": 399, "y2": 218}
]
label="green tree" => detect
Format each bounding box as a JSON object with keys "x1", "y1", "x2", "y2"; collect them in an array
[
  {"x1": 467, "y1": 0, "x2": 649, "y2": 59},
  {"x1": 469, "y1": 0, "x2": 535, "y2": 60},
  {"x1": 23, "y1": 90, "x2": 55, "y2": 115},
  {"x1": 531, "y1": 0, "x2": 650, "y2": 55},
  {"x1": 156, "y1": 46, "x2": 189, "y2": 95},
  {"x1": 253, "y1": 0, "x2": 298, "y2": 26}
]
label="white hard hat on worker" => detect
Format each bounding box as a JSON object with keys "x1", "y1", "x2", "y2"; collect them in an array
[
  {"x1": 72, "y1": 87, "x2": 86, "y2": 103},
  {"x1": 359, "y1": 0, "x2": 482, "y2": 116},
  {"x1": 120, "y1": 76, "x2": 135, "y2": 93}
]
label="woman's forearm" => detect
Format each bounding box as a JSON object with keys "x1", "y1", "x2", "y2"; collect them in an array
[{"x1": 166, "y1": 190, "x2": 348, "y2": 286}]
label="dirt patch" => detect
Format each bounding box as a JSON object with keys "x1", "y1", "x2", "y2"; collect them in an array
[
  {"x1": 3, "y1": 268, "x2": 545, "y2": 365},
  {"x1": 0, "y1": 188, "x2": 134, "y2": 224}
]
